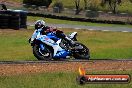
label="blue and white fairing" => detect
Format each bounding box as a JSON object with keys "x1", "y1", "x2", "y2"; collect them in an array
[
  {"x1": 31, "y1": 28, "x2": 42, "y2": 42},
  {"x1": 31, "y1": 28, "x2": 70, "y2": 58}
]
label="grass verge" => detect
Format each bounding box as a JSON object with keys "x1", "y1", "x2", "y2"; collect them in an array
[
  {"x1": 0, "y1": 28, "x2": 132, "y2": 61},
  {"x1": 0, "y1": 70, "x2": 132, "y2": 88}
]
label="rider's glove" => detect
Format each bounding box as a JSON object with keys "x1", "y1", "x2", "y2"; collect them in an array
[
  {"x1": 28, "y1": 38, "x2": 34, "y2": 44},
  {"x1": 28, "y1": 38, "x2": 31, "y2": 43}
]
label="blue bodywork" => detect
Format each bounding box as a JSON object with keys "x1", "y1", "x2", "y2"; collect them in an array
[{"x1": 31, "y1": 28, "x2": 70, "y2": 59}]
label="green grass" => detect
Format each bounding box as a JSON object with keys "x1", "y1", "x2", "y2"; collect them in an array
[
  {"x1": 28, "y1": 16, "x2": 132, "y2": 28},
  {"x1": 9, "y1": 0, "x2": 23, "y2": 3},
  {"x1": 0, "y1": 30, "x2": 34, "y2": 61},
  {"x1": 0, "y1": 70, "x2": 132, "y2": 88},
  {"x1": 0, "y1": 28, "x2": 132, "y2": 61},
  {"x1": 118, "y1": 0, "x2": 132, "y2": 13}
]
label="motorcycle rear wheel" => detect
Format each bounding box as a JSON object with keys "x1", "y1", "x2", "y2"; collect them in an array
[{"x1": 73, "y1": 42, "x2": 90, "y2": 60}]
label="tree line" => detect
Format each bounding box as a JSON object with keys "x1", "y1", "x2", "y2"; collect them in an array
[
  {"x1": 23, "y1": 0, "x2": 132, "y2": 14},
  {"x1": 75, "y1": 0, "x2": 132, "y2": 14}
]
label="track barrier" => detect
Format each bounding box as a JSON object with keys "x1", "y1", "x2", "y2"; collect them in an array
[{"x1": 0, "y1": 10, "x2": 27, "y2": 30}]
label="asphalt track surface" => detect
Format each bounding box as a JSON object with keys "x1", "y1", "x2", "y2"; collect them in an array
[{"x1": 28, "y1": 23, "x2": 132, "y2": 32}]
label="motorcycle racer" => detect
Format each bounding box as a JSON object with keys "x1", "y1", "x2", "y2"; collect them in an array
[
  {"x1": 30, "y1": 20, "x2": 75, "y2": 46},
  {"x1": 28, "y1": 20, "x2": 90, "y2": 60}
]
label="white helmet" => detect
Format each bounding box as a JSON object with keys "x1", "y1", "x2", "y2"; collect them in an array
[{"x1": 35, "y1": 20, "x2": 46, "y2": 29}]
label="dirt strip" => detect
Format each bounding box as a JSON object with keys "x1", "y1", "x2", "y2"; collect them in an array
[{"x1": 0, "y1": 60, "x2": 132, "y2": 76}]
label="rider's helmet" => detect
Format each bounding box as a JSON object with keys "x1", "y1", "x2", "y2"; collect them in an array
[{"x1": 35, "y1": 20, "x2": 46, "y2": 29}]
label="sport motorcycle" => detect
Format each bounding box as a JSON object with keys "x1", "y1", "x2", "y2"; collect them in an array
[{"x1": 29, "y1": 28, "x2": 90, "y2": 60}]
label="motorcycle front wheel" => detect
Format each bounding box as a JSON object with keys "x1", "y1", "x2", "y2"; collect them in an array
[{"x1": 33, "y1": 44, "x2": 53, "y2": 60}]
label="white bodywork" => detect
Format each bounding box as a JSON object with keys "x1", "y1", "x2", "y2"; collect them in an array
[
  {"x1": 68, "y1": 32, "x2": 77, "y2": 39},
  {"x1": 36, "y1": 35, "x2": 63, "y2": 56}
]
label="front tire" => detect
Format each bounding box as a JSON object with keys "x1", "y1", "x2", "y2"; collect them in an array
[{"x1": 33, "y1": 44, "x2": 53, "y2": 60}]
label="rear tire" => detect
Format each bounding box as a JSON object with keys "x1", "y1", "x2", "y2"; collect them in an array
[
  {"x1": 73, "y1": 42, "x2": 90, "y2": 60},
  {"x1": 33, "y1": 44, "x2": 53, "y2": 60}
]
